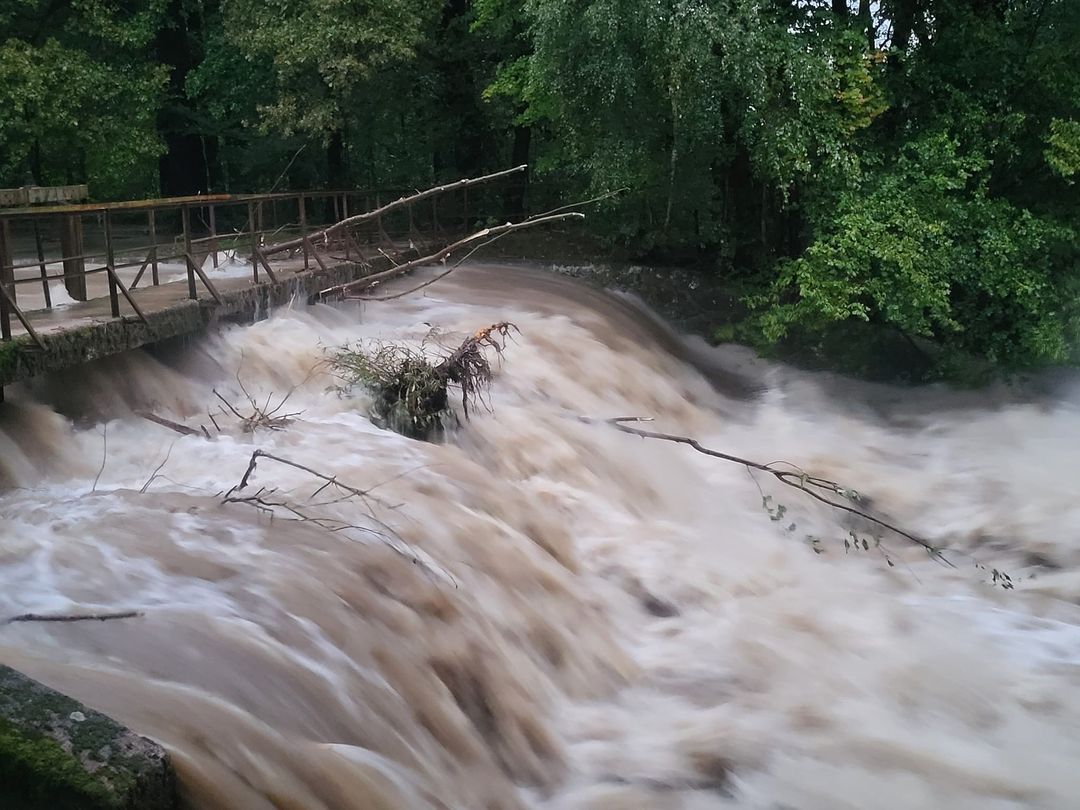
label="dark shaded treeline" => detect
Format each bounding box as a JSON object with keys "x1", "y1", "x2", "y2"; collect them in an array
[{"x1": 1, "y1": 0, "x2": 1077, "y2": 372}]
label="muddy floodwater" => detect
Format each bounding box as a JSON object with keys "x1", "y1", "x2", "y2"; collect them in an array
[{"x1": 2, "y1": 263, "x2": 1080, "y2": 809}]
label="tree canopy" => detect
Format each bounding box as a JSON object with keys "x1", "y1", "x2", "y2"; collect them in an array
[{"x1": 1, "y1": 0, "x2": 1076, "y2": 375}]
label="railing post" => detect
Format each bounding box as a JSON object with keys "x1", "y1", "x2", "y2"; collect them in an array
[
  {"x1": 248, "y1": 201, "x2": 259, "y2": 283},
  {"x1": 182, "y1": 205, "x2": 196, "y2": 299},
  {"x1": 208, "y1": 203, "x2": 219, "y2": 268},
  {"x1": 148, "y1": 209, "x2": 159, "y2": 286},
  {"x1": 343, "y1": 196, "x2": 351, "y2": 260},
  {"x1": 34, "y1": 220, "x2": 51, "y2": 308},
  {"x1": 60, "y1": 214, "x2": 87, "y2": 301},
  {"x1": 365, "y1": 195, "x2": 372, "y2": 245},
  {"x1": 374, "y1": 190, "x2": 393, "y2": 249},
  {"x1": 0, "y1": 218, "x2": 13, "y2": 340},
  {"x1": 104, "y1": 210, "x2": 120, "y2": 318},
  {"x1": 462, "y1": 187, "x2": 469, "y2": 234},
  {"x1": 299, "y1": 193, "x2": 309, "y2": 271}
]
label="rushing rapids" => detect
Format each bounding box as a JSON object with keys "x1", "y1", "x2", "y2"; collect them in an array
[{"x1": 2, "y1": 263, "x2": 1080, "y2": 809}]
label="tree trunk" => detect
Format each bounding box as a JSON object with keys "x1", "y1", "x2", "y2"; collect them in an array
[
  {"x1": 890, "y1": 0, "x2": 916, "y2": 54},
  {"x1": 859, "y1": 0, "x2": 875, "y2": 49},
  {"x1": 327, "y1": 129, "x2": 345, "y2": 185},
  {"x1": 502, "y1": 125, "x2": 531, "y2": 219},
  {"x1": 29, "y1": 139, "x2": 42, "y2": 185},
  {"x1": 665, "y1": 92, "x2": 680, "y2": 234},
  {"x1": 155, "y1": 0, "x2": 209, "y2": 196}
]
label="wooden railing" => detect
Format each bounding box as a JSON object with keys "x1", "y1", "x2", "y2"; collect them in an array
[{"x1": 0, "y1": 177, "x2": 536, "y2": 346}]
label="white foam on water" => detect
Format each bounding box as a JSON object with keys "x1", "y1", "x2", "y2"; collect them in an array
[{"x1": 1, "y1": 263, "x2": 1079, "y2": 808}]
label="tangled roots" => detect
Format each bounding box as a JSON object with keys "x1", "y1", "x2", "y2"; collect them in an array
[{"x1": 329, "y1": 323, "x2": 518, "y2": 440}]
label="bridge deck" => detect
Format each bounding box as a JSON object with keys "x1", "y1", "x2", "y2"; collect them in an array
[
  {"x1": 7, "y1": 253, "x2": 309, "y2": 339},
  {"x1": 0, "y1": 178, "x2": 515, "y2": 391},
  {"x1": 0, "y1": 249, "x2": 405, "y2": 391}
]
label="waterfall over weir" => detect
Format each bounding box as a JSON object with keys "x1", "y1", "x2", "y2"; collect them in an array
[{"x1": 2, "y1": 263, "x2": 1080, "y2": 809}]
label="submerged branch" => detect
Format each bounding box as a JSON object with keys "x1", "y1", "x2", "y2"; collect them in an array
[
  {"x1": 594, "y1": 416, "x2": 951, "y2": 564},
  {"x1": 228, "y1": 449, "x2": 382, "y2": 503},
  {"x1": 222, "y1": 450, "x2": 451, "y2": 582},
  {"x1": 211, "y1": 366, "x2": 313, "y2": 433},
  {"x1": 4, "y1": 611, "x2": 142, "y2": 625},
  {"x1": 136, "y1": 411, "x2": 202, "y2": 437}
]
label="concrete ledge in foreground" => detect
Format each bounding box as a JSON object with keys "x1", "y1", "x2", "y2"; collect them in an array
[{"x1": 0, "y1": 665, "x2": 176, "y2": 810}]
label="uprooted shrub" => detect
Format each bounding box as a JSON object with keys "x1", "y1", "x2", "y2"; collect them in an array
[{"x1": 329, "y1": 322, "x2": 517, "y2": 439}]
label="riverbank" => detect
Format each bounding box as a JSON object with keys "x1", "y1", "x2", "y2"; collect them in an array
[{"x1": 483, "y1": 230, "x2": 1005, "y2": 385}]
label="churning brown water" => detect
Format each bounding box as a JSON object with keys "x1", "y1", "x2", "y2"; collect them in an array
[{"x1": 2, "y1": 263, "x2": 1080, "y2": 809}]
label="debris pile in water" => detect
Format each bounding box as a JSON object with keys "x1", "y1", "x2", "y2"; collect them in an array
[{"x1": 329, "y1": 322, "x2": 517, "y2": 439}]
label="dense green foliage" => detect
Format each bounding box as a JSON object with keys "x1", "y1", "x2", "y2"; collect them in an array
[
  {"x1": 0, "y1": 0, "x2": 168, "y2": 197},
  {"x1": 1, "y1": 0, "x2": 1077, "y2": 374}
]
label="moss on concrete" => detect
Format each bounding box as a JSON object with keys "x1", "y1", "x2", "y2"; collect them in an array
[
  {"x1": 0, "y1": 335, "x2": 37, "y2": 381},
  {"x1": 0, "y1": 666, "x2": 175, "y2": 809}
]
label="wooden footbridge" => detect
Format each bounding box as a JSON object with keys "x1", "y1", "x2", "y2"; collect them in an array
[{"x1": 0, "y1": 168, "x2": 544, "y2": 395}]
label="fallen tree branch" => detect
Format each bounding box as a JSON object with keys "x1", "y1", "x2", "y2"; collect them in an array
[
  {"x1": 263, "y1": 165, "x2": 527, "y2": 257},
  {"x1": 222, "y1": 450, "x2": 452, "y2": 583},
  {"x1": 594, "y1": 416, "x2": 951, "y2": 564},
  {"x1": 224, "y1": 486, "x2": 388, "y2": 538},
  {"x1": 4, "y1": 611, "x2": 142, "y2": 625},
  {"x1": 212, "y1": 369, "x2": 307, "y2": 433},
  {"x1": 358, "y1": 189, "x2": 628, "y2": 302},
  {"x1": 359, "y1": 261, "x2": 464, "y2": 302},
  {"x1": 318, "y1": 213, "x2": 584, "y2": 300},
  {"x1": 227, "y1": 449, "x2": 393, "y2": 513}
]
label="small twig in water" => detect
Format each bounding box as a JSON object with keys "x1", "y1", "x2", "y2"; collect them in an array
[
  {"x1": 92, "y1": 423, "x2": 108, "y2": 493},
  {"x1": 140, "y1": 442, "x2": 176, "y2": 494},
  {"x1": 213, "y1": 388, "x2": 246, "y2": 420}
]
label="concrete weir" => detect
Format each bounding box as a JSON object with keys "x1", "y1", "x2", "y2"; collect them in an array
[
  {"x1": 0, "y1": 255, "x2": 396, "y2": 391},
  {"x1": 0, "y1": 256, "x2": 409, "y2": 801},
  {"x1": 0, "y1": 666, "x2": 175, "y2": 809},
  {"x1": 0, "y1": 257, "x2": 321, "y2": 806}
]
